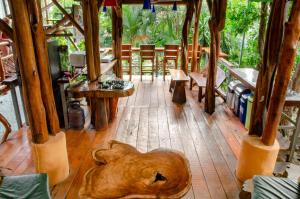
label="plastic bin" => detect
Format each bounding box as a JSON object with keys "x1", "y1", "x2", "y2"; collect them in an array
[
  {"x1": 226, "y1": 80, "x2": 242, "y2": 109},
  {"x1": 234, "y1": 85, "x2": 251, "y2": 116},
  {"x1": 245, "y1": 94, "x2": 254, "y2": 129},
  {"x1": 239, "y1": 93, "x2": 251, "y2": 125}
]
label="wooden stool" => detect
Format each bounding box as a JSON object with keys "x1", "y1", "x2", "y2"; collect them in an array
[
  {"x1": 140, "y1": 44, "x2": 155, "y2": 81},
  {"x1": 163, "y1": 44, "x2": 179, "y2": 81},
  {"x1": 121, "y1": 44, "x2": 132, "y2": 81},
  {"x1": 169, "y1": 69, "x2": 189, "y2": 104}
]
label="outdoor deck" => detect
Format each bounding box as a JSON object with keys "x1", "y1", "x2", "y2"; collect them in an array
[{"x1": 0, "y1": 76, "x2": 247, "y2": 199}]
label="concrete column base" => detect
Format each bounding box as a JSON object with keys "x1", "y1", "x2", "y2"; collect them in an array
[
  {"x1": 32, "y1": 132, "x2": 69, "y2": 186},
  {"x1": 236, "y1": 135, "x2": 279, "y2": 182}
]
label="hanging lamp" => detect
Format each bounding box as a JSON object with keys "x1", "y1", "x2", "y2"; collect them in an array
[
  {"x1": 104, "y1": 0, "x2": 117, "y2": 6},
  {"x1": 152, "y1": 4, "x2": 156, "y2": 13},
  {"x1": 172, "y1": 2, "x2": 177, "y2": 11},
  {"x1": 143, "y1": 0, "x2": 151, "y2": 10},
  {"x1": 103, "y1": 5, "x2": 107, "y2": 13}
]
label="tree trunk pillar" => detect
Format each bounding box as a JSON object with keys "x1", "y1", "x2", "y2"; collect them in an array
[
  {"x1": 262, "y1": 1, "x2": 300, "y2": 146},
  {"x1": 180, "y1": 1, "x2": 194, "y2": 74},
  {"x1": 191, "y1": 0, "x2": 203, "y2": 72},
  {"x1": 9, "y1": 0, "x2": 49, "y2": 143}
]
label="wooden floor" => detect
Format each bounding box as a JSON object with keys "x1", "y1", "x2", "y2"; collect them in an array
[{"x1": 0, "y1": 76, "x2": 248, "y2": 199}]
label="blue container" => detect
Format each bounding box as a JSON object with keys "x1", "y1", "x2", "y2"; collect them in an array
[
  {"x1": 239, "y1": 93, "x2": 250, "y2": 125},
  {"x1": 234, "y1": 84, "x2": 251, "y2": 116}
]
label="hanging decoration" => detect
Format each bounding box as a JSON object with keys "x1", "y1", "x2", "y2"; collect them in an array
[
  {"x1": 104, "y1": 0, "x2": 117, "y2": 6},
  {"x1": 143, "y1": 0, "x2": 151, "y2": 10},
  {"x1": 172, "y1": 2, "x2": 177, "y2": 11},
  {"x1": 103, "y1": 5, "x2": 107, "y2": 13},
  {"x1": 152, "y1": 4, "x2": 156, "y2": 13}
]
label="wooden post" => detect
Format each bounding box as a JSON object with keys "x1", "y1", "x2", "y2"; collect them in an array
[
  {"x1": 191, "y1": 0, "x2": 203, "y2": 72},
  {"x1": 112, "y1": 5, "x2": 123, "y2": 78},
  {"x1": 9, "y1": 0, "x2": 49, "y2": 143},
  {"x1": 28, "y1": 0, "x2": 60, "y2": 135},
  {"x1": 82, "y1": 0, "x2": 96, "y2": 81},
  {"x1": 204, "y1": 0, "x2": 227, "y2": 114},
  {"x1": 91, "y1": 0, "x2": 101, "y2": 77},
  {"x1": 46, "y1": 15, "x2": 69, "y2": 34},
  {"x1": 262, "y1": 1, "x2": 300, "y2": 146},
  {"x1": 249, "y1": 0, "x2": 286, "y2": 136},
  {"x1": 180, "y1": 1, "x2": 194, "y2": 74},
  {"x1": 82, "y1": 0, "x2": 105, "y2": 129}
]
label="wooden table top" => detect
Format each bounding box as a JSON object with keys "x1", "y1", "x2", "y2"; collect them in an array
[
  {"x1": 169, "y1": 69, "x2": 189, "y2": 82},
  {"x1": 228, "y1": 67, "x2": 300, "y2": 107},
  {"x1": 228, "y1": 68, "x2": 258, "y2": 90},
  {"x1": 68, "y1": 80, "x2": 135, "y2": 98}
]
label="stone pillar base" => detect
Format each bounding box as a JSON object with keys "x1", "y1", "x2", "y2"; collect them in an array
[
  {"x1": 32, "y1": 132, "x2": 69, "y2": 186},
  {"x1": 236, "y1": 135, "x2": 279, "y2": 182}
]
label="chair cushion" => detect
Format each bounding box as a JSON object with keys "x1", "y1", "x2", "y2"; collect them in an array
[
  {"x1": 0, "y1": 174, "x2": 51, "y2": 199},
  {"x1": 252, "y1": 176, "x2": 300, "y2": 199}
]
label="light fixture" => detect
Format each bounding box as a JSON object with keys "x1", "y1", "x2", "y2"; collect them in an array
[
  {"x1": 172, "y1": 2, "x2": 177, "y2": 11},
  {"x1": 143, "y1": 0, "x2": 151, "y2": 10},
  {"x1": 104, "y1": 0, "x2": 117, "y2": 6},
  {"x1": 103, "y1": 5, "x2": 107, "y2": 13}
]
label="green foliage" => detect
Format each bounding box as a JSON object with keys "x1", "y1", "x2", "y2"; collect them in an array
[{"x1": 48, "y1": 0, "x2": 300, "y2": 71}]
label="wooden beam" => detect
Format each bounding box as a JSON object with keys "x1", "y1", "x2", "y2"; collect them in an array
[
  {"x1": 191, "y1": 0, "x2": 203, "y2": 72},
  {"x1": 0, "y1": 19, "x2": 13, "y2": 41},
  {"x1": 249, "y1": 0, "x2": 286, "y2": 136},
  {"x1": 46, "y1": 33, "x2": 73, "y2": 37},
  {"x1": 262, "y1": 0, "x2": 300, "y2": 146},
  {"x1": 52, "y1": 0, "x2": 84, "y2": 34},
  {"x1": 180, "y1": 0, "x2": 194, "y2": 74},
  {"x1": 9, "y1": 0, "x2": 49, "y2": 143},
  {"x1": 65, "y1": 31, "x2": 79, "y2": 51},
  {"x1": 46, "y1": 15, "x2": 69, "y2": 34}
]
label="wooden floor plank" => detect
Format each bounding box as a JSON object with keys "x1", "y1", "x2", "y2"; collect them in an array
[
  {"x1": 1, "y1": 77, "x2": 245, "y2": 199},
  {"x1": 136, "y1": 107, "x2": 149, "y2": 152},
  {"x1": 183, "y1": 106, "x2": 229, "y2": 199},
  {"x1": 147, "y1": 107, "x2": 159, "y2": 151}
]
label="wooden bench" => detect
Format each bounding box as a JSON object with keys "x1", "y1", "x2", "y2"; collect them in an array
[
  {"x1": 169, "y1": 69, "x2": 189, "y2": 104},
  {"x1": 189, "y1": 66, "x2": 226, "y2": 102}
]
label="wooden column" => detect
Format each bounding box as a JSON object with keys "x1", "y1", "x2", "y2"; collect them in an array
[
  {"x1": 9, "y1": 0, "x2": 49, "y2": 143},
  {"x1": 191, "y1": 0, "x2": 203, "y2": 72},
  {"x1": 262, "y1": 1, "x2": 300, "y2": 146},
  {"x1": 82, "y1": 0, "x2": 96, "y2": 81},
  {"x1": 112, "y1": 5, "x2": 123, "y2": 78},
  {"x1": 249, "y1": 0, "x2": 286, "y2": 136},
  {"x1": 28, "y1": 0, "x2": 60, "y2": 135},
  {"x1": 180, "y1": 0, "x2": 194, "y2": 74},
  {"x1": 204, "y1": 0, "x2": 227, "y2": 114},
  {"x1": 82, "y1": 0, "x2": 105, "y2": 129}
]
